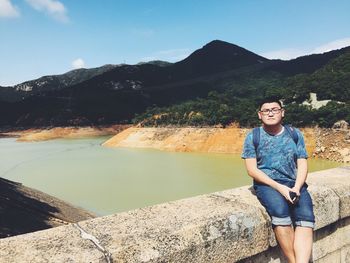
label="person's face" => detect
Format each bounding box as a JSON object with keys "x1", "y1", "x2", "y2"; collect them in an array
[{"x1": 258, "y1": 102, "x2": 284, "y2": 126}]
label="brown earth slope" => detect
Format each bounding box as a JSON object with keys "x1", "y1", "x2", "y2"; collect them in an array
[
  {"x1": 312, "y1": 128, "x2": 350, "y2": 163},
  {"x1": 0, "y1": 125, "x2": 131, "y2": 142},
  {"x1": 103, "y1": 126, "x2": 349, "y2": 163}
]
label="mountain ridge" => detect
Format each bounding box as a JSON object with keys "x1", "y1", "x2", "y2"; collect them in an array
[{"x1": 0, "y1": 39, "x2": 349, "y2": 127}]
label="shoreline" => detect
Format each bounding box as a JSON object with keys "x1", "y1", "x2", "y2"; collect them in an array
[
  {"x1": 1, "y1": 125, "x2": 349, "y2": 163},
  {"x1": 0, "y1": 124, "x2": 132, "y2": 141}
]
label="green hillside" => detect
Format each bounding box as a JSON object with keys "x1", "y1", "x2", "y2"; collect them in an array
[{"x1": 133, "y1": 52, "x2": 350, "y2": 128}]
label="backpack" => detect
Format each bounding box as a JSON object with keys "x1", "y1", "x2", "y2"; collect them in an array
[{"x1": 252, "y1": 125, "x2": 299, "y2": 155}]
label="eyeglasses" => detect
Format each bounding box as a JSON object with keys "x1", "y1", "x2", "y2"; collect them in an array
[{"x1": 259, "y1": 108, "x2": 283, "y2": 115}]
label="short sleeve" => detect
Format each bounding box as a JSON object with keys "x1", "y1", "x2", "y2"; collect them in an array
[
  {"x1": 241, "y1": 132, "x2": 257, "y2": 159},
  {"x1": 296, "y1": 129, "x2": 308, "y2": 159}
]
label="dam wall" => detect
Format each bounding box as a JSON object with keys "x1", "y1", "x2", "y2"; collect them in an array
[{"x1": 0, "y1": 167, "x2": 349, "y2": 262}]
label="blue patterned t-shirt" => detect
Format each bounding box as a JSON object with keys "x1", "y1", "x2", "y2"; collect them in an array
[{"x1": 241, "y1": 126, "x2": 308, "y2": 182}]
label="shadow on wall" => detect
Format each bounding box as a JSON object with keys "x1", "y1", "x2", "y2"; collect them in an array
[{"x1": 0, "y1": 177, "x2": 60, "y2": 238}]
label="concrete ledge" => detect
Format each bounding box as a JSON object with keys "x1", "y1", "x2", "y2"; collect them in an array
[
  {"x1": 0, "y1": 223, "x2": 104, "y2": 262},
  {"x1": 0, "y1": 167, "x2": 349, "y2": 262}
]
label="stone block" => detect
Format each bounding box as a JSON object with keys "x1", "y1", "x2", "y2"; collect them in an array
[
  {"x1": 341, "y1": 244, "x2": 350, "y2": 263},
  {"x1": 0, "y1": 224, "x2": 104, "y2": 262},
  {"x1": 314, "y1": 249, "x2": 341, "y2": 263},
  {"x1": 307, "y1": 185, "x2": 340, "y2": 230},
  {"x1": 313, "y1": 217, "x2": 350, "y2": 261},
  {"x1": 78, "y1": 189, "x2": 270, "y2": 263},
  {"x1": 307, "y1": 167, "x2": 350, "y2": 219}
]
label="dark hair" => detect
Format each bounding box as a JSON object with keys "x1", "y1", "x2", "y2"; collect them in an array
[{"x1": 258, "y1": 97, "x2": 283, "y2": 110}]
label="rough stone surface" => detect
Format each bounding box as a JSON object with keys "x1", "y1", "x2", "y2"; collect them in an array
[
  {"x1": 212, "y1": 186, "x2": 277, "y2": 247},
  {"x1": 77, "y1": 190, "x2": 269, "y2": 263},
  {"x1": 341, "y1": 245, "x2": 350, "y2": 263},
  {"x1": 238, "y1": 245, "x2": 287, "y2": 263},
  {"x1": 307, "y1": 184, "x2": 340, "y2": 230},
  {"x1": 333, "y1": 120, "x2": 349, "y2": 130},
  {"x1": 314, "y1": 250, "x2": 341, "y2": 263},
  {"x1": 0, "y1": 224, "x2": 105, "y2": 262},
  {"x1": 307, "y1": 167, "x2": 350, "y2": 219},
  {"x1": 313, "y1": 217, "x2": 350, "y2": 261}
]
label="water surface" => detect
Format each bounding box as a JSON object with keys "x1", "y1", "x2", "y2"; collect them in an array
[{"x1": 0, "y1": 137, "x2": 340, "y2": 215}]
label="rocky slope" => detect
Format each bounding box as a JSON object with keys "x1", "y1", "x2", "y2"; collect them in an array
[
  {"x1": 103, "y1": 126, "x2": 349, "y2": 163},
  {"x1": 312, "y1": 128, "x2": 350, "y2": 162},
  {"x1": 0, "y1": 125, "x2": 131, "y2": 142},
  {"x1": 103, "y1": 126, "x2": 248, "y2": 153}
]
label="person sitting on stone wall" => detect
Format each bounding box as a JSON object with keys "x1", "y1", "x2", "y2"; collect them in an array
[{"x1": 241, "y1": 97, "x2": 315, "y2": 263}]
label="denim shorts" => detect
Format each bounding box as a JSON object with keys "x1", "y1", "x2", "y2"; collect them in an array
[{"x1": 254, "y1": 180, "x2": 315, "y2": 228}]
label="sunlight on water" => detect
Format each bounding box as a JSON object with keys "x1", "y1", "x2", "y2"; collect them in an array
[{"x1": 0, "y1": 137, "x2": 340, "y2": 216}]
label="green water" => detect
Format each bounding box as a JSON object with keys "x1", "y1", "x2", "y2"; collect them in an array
[{"x1": 0, "y1": 137, "x2": 340, "y2": 216}]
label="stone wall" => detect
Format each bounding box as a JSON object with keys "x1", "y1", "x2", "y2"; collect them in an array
[{"x1": 0, "y1": 167, "x2": 349, "y2": 262}]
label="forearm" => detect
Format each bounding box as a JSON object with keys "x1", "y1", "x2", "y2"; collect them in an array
[
  {"x1": 294, "y1": 158, "x2": 308, "y2": 190},
  {"x1": 244, "y1": 158, "x2": 294, "y2": 202},
  {"x1": 246, "y1": 165, "x2": 281, "y2": 190}
]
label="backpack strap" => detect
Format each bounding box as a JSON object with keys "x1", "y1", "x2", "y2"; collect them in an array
[
  {"x1": 283, "y1": 124, "x2": 299, "y2": 145},
  {"x1": 252, "y1": 127, "x2": 260, "y2": 156}
]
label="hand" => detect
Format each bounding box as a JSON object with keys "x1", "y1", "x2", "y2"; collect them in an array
[
  {"x1": 291, "y1": 186, "x2": 300, "y2": 196},
  {"x1": 290, "y1": 186, "x2": 300, "y2": 204},
  {"x1": 276, "y1": 184, "x2": 294, "y2": 203}
]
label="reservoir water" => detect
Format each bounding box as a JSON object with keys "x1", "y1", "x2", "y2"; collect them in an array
[{"x1": 0, "y1": 136, "x2": 340, "y2": 216}]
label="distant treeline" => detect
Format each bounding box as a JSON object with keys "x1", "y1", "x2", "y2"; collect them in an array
[{"x1": 133, "y1": 52, "x2": 350, "y2": 128}]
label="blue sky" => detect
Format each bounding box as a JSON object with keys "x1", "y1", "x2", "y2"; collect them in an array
[{"x1": 1, "y1": 0, "x2": 350, "y2": 86}]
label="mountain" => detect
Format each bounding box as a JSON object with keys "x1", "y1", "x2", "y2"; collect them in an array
[
  {"x1": 137, "y1": 60, "x2": 173, "y2": 67},
  {"x1": 175, "y1": 40, "x2": 268, "y2": 76},
  {"x1": 0, "y1": 40, "x2": 349, "y2": 128},
  {"x1": 265, "y1": 46, "x2": 350, "y2": 75},
  {"x1": 0, "y1": 64, "x2": 118, "y2": 102}
]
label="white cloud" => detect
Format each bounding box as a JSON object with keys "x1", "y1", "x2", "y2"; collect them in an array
[
  {"x1": 0, "y1": 0, "x2": 20, "y2": 18},
  {"x1": 25, "y1": 0, "x2": 68, "y2": 23},
  {"x1": 141, "y1": 48, "x2": 192, "y2": 63},
  {"x1": 261, "y1": 48, "x2": 305, "y2": 60},
  {"x1": 312, "y1": 38, "x2": 350, "y2": 54},
  {"x1": 262, "y1": 37, "x2": 350, "y2": 60},
  {"x1": 72, "y1": 58, "x2": 85, "y2": 69}
]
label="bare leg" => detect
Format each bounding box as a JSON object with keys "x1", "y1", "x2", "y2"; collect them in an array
[
  {"x1": 294, "y1": 226, "x2": 313, "y2": 263},
  {"x1": 274, "y1": 225, "x2": 296, "y2": 263}
]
